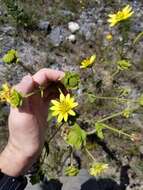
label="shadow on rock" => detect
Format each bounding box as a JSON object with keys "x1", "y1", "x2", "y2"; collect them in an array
[{"x1": 40, "y1": 165, "x2": 130, "y2": 190}]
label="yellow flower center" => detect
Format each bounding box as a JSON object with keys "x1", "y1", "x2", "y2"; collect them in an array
[
  {"x1": 59, "y1": 102, "x2": 72, "y2": 114},
  {"x1": 116, "y1": 11, "x2": 125, "y2": 20}
]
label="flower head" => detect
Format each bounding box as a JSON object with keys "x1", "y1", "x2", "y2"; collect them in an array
[
  {"x1": 50, "y1": 92, "x2": 78, "y2": 123},
  {"x1": 108, "y1": 5, "x2": 134, "y2": 27},
  {"x1": 80, "y1": 54, "x2": 96, "y2": 69},
  {"x1": 89, "y1": 162, "x2": 108, "y2": 176}
]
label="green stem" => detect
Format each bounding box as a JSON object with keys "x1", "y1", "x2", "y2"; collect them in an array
[
  {"x1": 112, "y1": 68, "x2": 120, "y2": 77},
  {"x1": 102, "y1": 125, "x2": 131, "y2": 138},
  {"x1": 23, "y1": 87, "x2": 46, "y2": 98},
  {"x1": 85, "y1": 148, "x2": 96, "y2": 162},
  {"x1": 87, "y1": 122, "x2": 131, "y2": 139},
  {"x1": 24, "y1": 92, "x2": 36, "y2": 98},
  {"x1": 97, "y1": 111, "x2": 124, "y2": 123},
  {"x1": 47, "y1": 122, "x2": 64, "y2": 144},
  {"x1": 41, "y1": 123, "x2": 64, "y2": 164},
  {"x1": 133, "y1": 31, "x2": 143, "y2": 45},
  {"x1": 70, "y1": 147, "x2": 74, "y2": 166},
  {"x1": 18, "y1": 61, "x2": 34, "y2": 75},
  {"x1": 87, "y1": 109, "x2": 132, "y2": 139},
  {"x1": 93, "y1": 95, "x2": 137, "y2": 103}
]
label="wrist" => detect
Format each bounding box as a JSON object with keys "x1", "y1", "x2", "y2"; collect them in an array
[{"x1": 0, "y1": 143, "x2": 33, "y2": 177}]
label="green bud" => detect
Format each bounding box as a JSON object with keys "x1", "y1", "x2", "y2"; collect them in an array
[
  {"x1": 2, "y1": 49, "x2": 18, "y2": 64},
  {"x1": 122, "y1": 108, "x2": 132, "y2": 118},
  {"x1": 62, "y1": 72, "x2": 80, "y2": 90},
  {"x1": 10, "y1": 89, "x2": 23, "y2": 108},
  {"x1": 117, "y1": 60, "x2": 131, "y2": 70}
]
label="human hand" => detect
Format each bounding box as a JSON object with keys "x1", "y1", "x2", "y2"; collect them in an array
[{"x1": 0, "y1": 68, "x2": 64, "y2": 176}]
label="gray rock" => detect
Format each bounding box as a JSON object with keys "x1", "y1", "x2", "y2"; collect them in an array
[
  {"x1": 0, "y1": 25, "x2": 16, "y2": 36},
  {"x1": 38, "y1": 20, "x2": 51, "y2": 32},
  {"x1": 49, "y1": 26, "x2": 67, "y2": 47},
  {"x1": 18, "y1": 42, "x2": 47, "y2": 67},
  {"x1": 79, "y1": 22, "x2": 96, "y2": 40}
]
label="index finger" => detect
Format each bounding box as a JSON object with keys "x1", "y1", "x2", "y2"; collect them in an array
[{"x1": 32, "y1": 68, "x2": 65, "y2": 86}]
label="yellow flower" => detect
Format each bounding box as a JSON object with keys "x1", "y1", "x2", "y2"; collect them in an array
[
  {"x1": 80, "y1": 54, "x2": 96, "y2": 69},
  {"x1": 106, "y1": 33, "x2": 113, "y2": 41},
  {"x1": 0, "y1": 83, "x2": 23, "y2": 107},
  {"x1": 64, "y1": 166, "x2": 79, "y2": 176},
  {"x1": 50, "y1": 93, "x2": 78, "y2": 123},
  {"x1": 108, "y1": 5, "x2": 134, "y2": 27},
  {"x1": 89, "y1": 162, "x2": 108, "y2": 176},
  {"x1": 0, "y1": 83, "x2": 11, "y2": 103}
]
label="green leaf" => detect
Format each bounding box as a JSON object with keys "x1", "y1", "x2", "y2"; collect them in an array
[
  {"x1": 62, "y1": 72, "x2": 80, "y2": 90},
  {"x1": 66, "y1": 123, "x2": 86, "y2": 150},
  {"x1": 95, "y1": 122, "x2": 108, "y2": 139}
]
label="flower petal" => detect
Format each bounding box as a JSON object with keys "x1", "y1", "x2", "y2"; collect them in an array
[
  {"x1": 68, "y1": 110, "x2": 76, "y2": 116},
  {"x1": 52, "y1": 111, "x2": 59, "y2": 116},
  {"x1": 51, "y1": 100, "x2": 60, "y2": 106},
  {"x1": 64, "y1": 113, "x2": 68, "y2": 122},
  {"x1": 66, "y1": 94, "x2": 70, "y2": 102},
  {"x1": 57, "y1": 114, "x2": 63, "y2": 123},
  {"x1": 60, "y1": 93, "x2": 65, "y2": 102}
]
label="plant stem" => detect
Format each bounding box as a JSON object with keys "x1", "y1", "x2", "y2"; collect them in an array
[
  {"x1": 102, "y1": 124, "x2": 131, "y2": 138},
  {"x1": 93, "y1": 95, "x2": 137, "y2": 103},
  {"x1": 18, "y1": 61, "x2": 34, "y2": 75},
  {"x1": 70, "y1": 147, "x2": 74, "y2": 166},
  {"x1": 97, "y1": 111, "x2": 124, "y2": 123},
  {"x1": 87, "y1": 110, "x2": 132, "y2": 139},
  {"x1": 24, "y1": 92, "x2": 36, "y2": 98},
  {"x1": 85, "y1": 148, "x2": 96, "y2": 162},
  {"x1": 112, "y1": 68, "x2": 120, "y2": 77},
  {"x1": 47, "y1": 123, "x2": 64, "y2": 144},
  {"x1": 23, "y1": 87, "x2": 46, "y2": 98},
  {"x1": 133, "y1": 31, "x2": 143, "y2": 45},
  {"x1": 41, "y1": 123, "x2": 64, "y2": 164},
  {"x1": 87, "y1": 122, "x2": 131, "y2": 139}
]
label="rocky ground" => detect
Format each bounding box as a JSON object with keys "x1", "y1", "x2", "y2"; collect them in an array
[{"x1": 0, "y1": 0, "x2": 143, "y2": 189}]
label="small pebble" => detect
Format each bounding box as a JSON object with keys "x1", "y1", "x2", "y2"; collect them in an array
[
  {"x1": 67, "y1": 34, "x2": 76, "y2": 42},
  {"x1": 68, "y1": 22, "x2": 80, "y2": 33}
]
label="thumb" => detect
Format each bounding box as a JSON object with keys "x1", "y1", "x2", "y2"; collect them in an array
[{"x1": 14, "y1": 75, "x2": 34, "y2": 95}]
